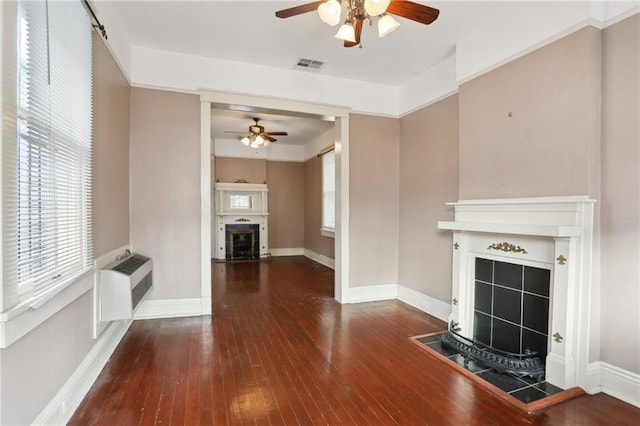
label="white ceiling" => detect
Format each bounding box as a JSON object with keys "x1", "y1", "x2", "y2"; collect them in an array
[
  {"x1": 104, "y1": 1, "x2": 636, "y2": 145},
  {"x1": 107, "y1": 0, "x2": 524, "y2": 145},
  {"x1": 108, "y1": 0, "x2": 521, "y2": 86}
]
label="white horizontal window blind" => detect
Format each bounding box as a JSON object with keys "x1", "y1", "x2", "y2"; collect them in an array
[
  {"x1": 2, "y1": 0, "x2": 93, "y2": 308},
  {"x1": 322, "y1": 149, "x2": 335, "y2": 231}
]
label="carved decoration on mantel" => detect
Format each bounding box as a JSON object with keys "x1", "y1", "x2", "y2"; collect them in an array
[
  {"x1": 556, "y1": 255, "x2": 567, "y2": 265},
  {"x1": 487, "y1": 242, "x2": 528, "y2": 254},
  {"x1": 453, "y1": 242, "x2": 459, "y2": 250},
  {"x1": 235, "y1": 218, "x2": 251, "y2": 222},
  {"x1": 553, "y1": 332, "x2": 564, "y2": 343},
  {"x1": 234, "y1": 179, "x2": 249, "y2": 183}
]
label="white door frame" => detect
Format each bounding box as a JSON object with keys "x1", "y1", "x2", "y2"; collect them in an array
[{"x1": 199, "y1": 91, "x2": 350, "y2": 313}]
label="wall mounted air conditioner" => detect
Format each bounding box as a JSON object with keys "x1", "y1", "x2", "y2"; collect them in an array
[{"x1": 99, "y1": 253, "x2": 153, "y2": 321}]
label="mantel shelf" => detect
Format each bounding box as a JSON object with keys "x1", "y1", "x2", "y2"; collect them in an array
[
  {"x1": 437, "y1": 221, "x2": 581, "y2": 237},
  {"x1": 215, "y1": 182, "x2": 268, "y2": 192},
  {"x1": 217, "y1": 212, "x2": 269, "y2": 216}
]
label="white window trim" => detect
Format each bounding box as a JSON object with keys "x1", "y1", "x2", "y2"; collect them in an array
[
  {"x1": 320, "y1": 227, "x2": 335, "y2": 238},
  {"x1": 321, "y1": 148, "x2": 336, "y2": 233},
  {"x1": 0, "y1": 0, "x2": 95, "y2": 347},
  {"x1": 0, "y1": 269, "x2": 95, "y2": 348}
]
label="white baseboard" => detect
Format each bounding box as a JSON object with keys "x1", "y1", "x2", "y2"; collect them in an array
[
  {"x1": 303, "y1": 248, "x2": 335, "y2": 269},
  {"x1": 133, "y1": 298, "x2": 203, "y2": 320},
  {"x1": 397, "y1": 285, "x2": 451, "y2": 323},
  {"x1": 33, "y1": 319, "x2": 132, "y2": 425},
  {"x1": 348, "y1": 284, "x2": 398, "y2": 303},
  {"x1": 545, "y1": 352, "x2": 571, "y2": 389},
  {"x1": 586, "y1": 361, "x2": 602, "y2": 394},
  {"x1": 345, "y1": 285, "x2": 452, "y2": 323},
  {"x1": 586, "y1": 361, "x2": 640, "y2": 408},
  {"x1": 269, "y1": 248, "x2": 304, "y2": 257}
]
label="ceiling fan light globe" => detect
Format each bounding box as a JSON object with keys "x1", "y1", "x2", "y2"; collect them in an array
[
  {"x1": 378, "y1": 13, "x2": 400, "y2": 37},
  {"x1": 255, "y1": 135, "x2": 264, "y2": 145},
  {"x1": 335, "y1": 22, "x2": 356, "y2": 43},
  {"x1": 241, "y1": 136, "x2": 250, "y2": 146},
  {"x1": 364, "y1": 0, "x2": 390, "y2": 16},
  {"x1": 318, "y1": 0, "x2": 341, "y2": 26}
]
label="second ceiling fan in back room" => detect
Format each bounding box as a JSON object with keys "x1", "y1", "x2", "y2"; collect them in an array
[
  {"x1": 225, "y1": 118, "x2": 289, "y2": 148},
  {"x1": 275, "y1": 0, "x2": 440, "y2": 48}
]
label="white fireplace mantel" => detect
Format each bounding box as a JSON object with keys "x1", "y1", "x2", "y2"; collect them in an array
[
  {"x1": 438, "y1": 196, "x2": 596, "y2": 391},
  {"x1": 214, "y1": 183, "x2": 269, "y2": 259}
]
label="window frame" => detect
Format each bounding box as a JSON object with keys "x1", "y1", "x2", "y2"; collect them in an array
[
  {"x1": 0, "y1": 0, "x2": 95, "y2": 347},
  {"x1": 321, "y1": 148, "x2": 335, "y2": 238}
]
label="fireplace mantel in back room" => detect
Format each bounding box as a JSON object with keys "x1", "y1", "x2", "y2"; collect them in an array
[
  {"x1": 214, "y1": 182, "x2": 269, "y2": 260},
  {"x1": 438, "y1": 196, "x2": 596, "y2": 391}
]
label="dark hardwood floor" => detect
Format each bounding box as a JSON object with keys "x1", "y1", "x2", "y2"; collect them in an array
[{"x1": 70, "y1": 256, "x2": 639, "y2": 425}]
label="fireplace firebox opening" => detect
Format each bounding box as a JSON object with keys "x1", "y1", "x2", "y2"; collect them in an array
[
  {"x1": 474, "y1": 257, "x2": 551, "y2": 363},
  {"x1": 225, "y1": 224, "x2": 260, "y2": 260}
]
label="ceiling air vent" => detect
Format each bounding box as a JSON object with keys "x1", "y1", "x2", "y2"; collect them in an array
[{"x1": 295, "y1": 58, "x2": 324, "y2": 72}]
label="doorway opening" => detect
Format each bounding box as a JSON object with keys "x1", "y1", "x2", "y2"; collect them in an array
[{"x1": 199, "y1": 91, "x2": 350, "y2": 312}]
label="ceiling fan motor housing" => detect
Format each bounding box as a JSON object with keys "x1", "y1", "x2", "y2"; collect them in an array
[{"x1": 250, "y1": 118, "x2": 264, "y2": 135}]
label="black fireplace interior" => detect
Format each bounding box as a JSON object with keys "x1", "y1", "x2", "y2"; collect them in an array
[
  {"x1": 474, "y1": 258, "x2": 551, "y2": 362},
  {"x1": 225, "y1": 224, "x2": 260, "y2": 260}
]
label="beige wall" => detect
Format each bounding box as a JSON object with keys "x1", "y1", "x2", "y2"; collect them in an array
[
  {"x1": 92, "y1": 34, "x2": 131, "y2": 258},
  {"x1": 267, "y1": 161, "x2": 304, "y2": 249},
  {"x1": 349, "y1": 114, "x2": 400, "y2": 287},
  {"x1": 0, "y1": 33, "x2": 132, "y2": 425},
  {"x1": 456, "y1": 20, "x2": 640, "y2": 374},
  {"x1": 459, "y1": 26, "x2": 602, "y2": 199},
  {"x1": 130, "y1": 88, "x2": 201, "y2": 299},
  {"x1": 215, "y1": 157, "x2": 266, "y2": 183},
  {"x1": 304, "y1": 156, "x2": 335, "y2": 258},
  {"x1": 398, "y1": 95, "x2": 459, "y2": 303},
  {"x1": 600, "y1": 14, "x2": 640, "y2": 374}
]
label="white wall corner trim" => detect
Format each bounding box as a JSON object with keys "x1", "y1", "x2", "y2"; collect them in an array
[
  {"x1": 397, "y1": 286, "x2": 452, "y2": 323},
  {"x1": 200, "y1": 99, "x2": 213, "y2": 317},
  {"x1": 348, "y1": 284, "x2": 398, "y2": 304},
  {"x1": 133, "y1": 298, "x2": 203, "y2": 320},
  {"x1": 32, "y1": 319, "x2": 132, "y2": 425},
  {"x1": 270, "y1": 248, "x2": 305, "y2": 257},
  {"x1": 586, "y1": 361, "x2": 640, "y2": 408},
  {"x1": 303, "y1": 248, "x2": 335, "y2": 270}
]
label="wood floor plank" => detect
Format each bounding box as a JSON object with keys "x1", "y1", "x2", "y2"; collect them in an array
[{"x1": 69, "y1": 256, "x2": 640, "y2": 425}]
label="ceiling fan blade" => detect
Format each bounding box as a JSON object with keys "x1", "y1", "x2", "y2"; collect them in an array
[
  {"x1": 263, "y1": 134, "x2": 277, "y2": 143},
  {"x1": 275, "y1": 1, "x2": 323, "y2": 19},
  {"x1": 344, "y1": 19, "x2": 363, "y2": 48},
  {"x1": 264, "y1": 131, "x2": 288, "y2": 136},
  {"x1": 387, "y1": 0, "x2": 440, "y2": 25}
]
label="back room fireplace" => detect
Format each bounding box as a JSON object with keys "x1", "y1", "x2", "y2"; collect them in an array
[
  {"x1": 439, "y1": 196, "x2": 595, "y2": 390},
  {"x1": 214, "y1": 182, "x2": 269, "y2": 260}
]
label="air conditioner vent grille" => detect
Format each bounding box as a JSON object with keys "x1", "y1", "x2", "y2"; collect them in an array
[
  {"x1": 295, "y1": 58, "x2": 324, "y2": 71},
  {"x1": 112, "y1": 254, "x2": 149, "y2": 275}
]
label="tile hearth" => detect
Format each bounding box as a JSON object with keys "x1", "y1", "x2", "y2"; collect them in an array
[{"x1": 414, "y1": 334, "x2": 565, "y2": 406}]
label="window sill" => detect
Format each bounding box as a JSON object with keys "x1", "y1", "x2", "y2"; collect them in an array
[
  {"x1": 321, "y1": 228, "x2": 335, "y2": 238},
  {"x1": 0, "y1": 268, "x2": 95, "y2": 348}
]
